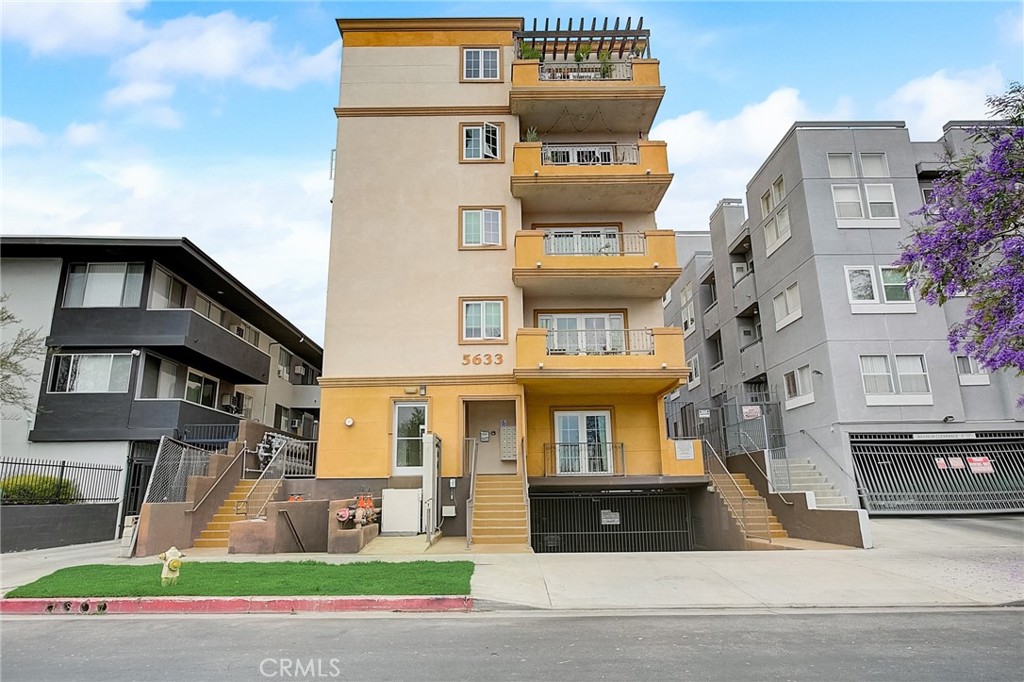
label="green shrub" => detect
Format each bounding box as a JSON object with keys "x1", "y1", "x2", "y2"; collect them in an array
[{"x1": 0, "y1": 474, "x2": 80, "y2": 504}]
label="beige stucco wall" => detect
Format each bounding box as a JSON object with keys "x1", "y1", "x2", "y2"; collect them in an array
[
  {"x1": 521, "y1": 211, "x2": 656, "y2": 232},
  {"x1": 523, "y1": 296, "x2": 664, "y2": 329}
]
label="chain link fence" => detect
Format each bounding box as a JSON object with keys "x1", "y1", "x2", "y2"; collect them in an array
[{"x1": 143, "y1": 436, "x2": 212, "y2": 504}]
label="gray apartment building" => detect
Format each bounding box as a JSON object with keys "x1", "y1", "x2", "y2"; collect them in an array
[{"x1": 666, "y1": 121, "x2": 1024, "y2": 515}]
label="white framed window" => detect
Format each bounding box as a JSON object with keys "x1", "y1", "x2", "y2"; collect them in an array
[
  {"x1": 865, "y1": 184, "x2": 897, "y2": 218},
  {"x1": 462, "y1": 299, "x2": 504, "y2": 341},
  {"x1": 64, "y1": 262, "x2": 144, "y2": 308},
  {"x1": 48, "y1": 353, "x2": 132, "y2": 393},
  {"x1": 859, "y1": 355, "x2": 894, "y2": 395},
  {"x1": 149, "y1": 266, "x2": 186, "y2": 309},
  {"x1": 860, "y1": 153, "x2": 889, "y2": 177},
  {"x1": 681, "y1": 284, "x2": 696, "y2": 335},
  {"x1": 461, "y1": 208, "x2": 503, "y2": 247},
  {"x1": 956, "y1": 355, "x2": 990, "y2": 386},
  {"x1": 732, "y1": 261, "x2": 748, "y2": 284},
  {"x1": 765, "y1": 205, "x2": 791, "y2": 255},
  {"x1": 845, "y1": 266, "x2": 879, "y2": 303},
  {"x1": 832, "y1": 185, "x2": 863, "y2": 218},
  {"x1": 773, "y1": 282, "x2": 801, "y2": 330},
  {"x1": 879, "y1": 267, "x2": 911, "y2": 302},
  {"x1": 895, "y1": 354, "x2": 930, "y2": 394},
  {"x1": 278, "y1": 347, "x2": 293, "y2": 379},
  {"x1": 462, "y1": 122, "x2": 501, "y2": 161},
  {"x1": 185, "y1": 369, "x2": 219, "y2": 408},
  {"x1": 462, "y1": 47, "x2": 500, "y2": 80},
  {"x1": 784, "y1": 364, "x2": 814, "y2": 409},
  {"x1": 194, "y1": 293, "x2": 225, "y2": 326},
  {"x1": 661, "y1": 288, "x2": 672, "y2": 307},
  {"x1": 828, "y1": 153, "x2": 856, "y2": 178},
  {"x1": 687, "y1": 353, "x2": 701, "y2": 389},
  {"x1": 394, "y1": 402, "x2": 427, "y2": 475},
  {"x1": 760, "y1": 189, "x2": 774, "y2": 219},
  {"x1": 772, "y1": 175, "x2": 785, "y2": 204}
]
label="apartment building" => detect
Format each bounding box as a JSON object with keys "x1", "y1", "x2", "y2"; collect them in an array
[
  {"x1": 1, "y1": 236, "x2": 323, "y2": 531},
  {"x1": 319, "y1": 17, "x2": 702, "y2": 550},
  {"x1": 666, "y1": 122, "x2": 1024, "y2": 515}
]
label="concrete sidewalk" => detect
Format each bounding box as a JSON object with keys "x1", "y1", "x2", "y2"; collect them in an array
[{"x1": 2, "y1": 515, "x2": 1021, "y2": 612}]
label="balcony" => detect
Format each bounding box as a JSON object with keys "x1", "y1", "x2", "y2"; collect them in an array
[
  {"x1": 542, "y1": 442, "x2": 625, "y2": 477},
  {"x1": 739, "y1": 338, "x2": 766, "y2": 378},
  {"x1": 702, "y1": 301, "x2": 721, "y2": 334},
  {"x1": 514, "y1": 326, "x2": 686, "y2": 394},
  {"x1": 512, "y1": 229, "x2": 680, "y2": 297},
  {"x1": 511, "y1": 141, "x2": 672, "y2": 212},
  {"x1": 510, "y1": 59, "x2": 664, "y2": 133}
]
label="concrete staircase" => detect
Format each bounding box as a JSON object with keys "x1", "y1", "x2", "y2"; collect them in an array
[
  {"x1": 469, "y1": 473, "x2": 529, "y2": 545},
  {"x1": 193, "y1": 479, "x2": 258, "y2": 548},
  {"x1": 718, "y1": 471, "x2": 788, "y2": 540},
  {"x1": 783, "y1": 458, "x2": 853, "y2": 509}
]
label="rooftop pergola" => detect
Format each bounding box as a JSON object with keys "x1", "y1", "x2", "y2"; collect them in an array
[{"x1": 515, "y1": 17, "x2": 651, "y2": 61}]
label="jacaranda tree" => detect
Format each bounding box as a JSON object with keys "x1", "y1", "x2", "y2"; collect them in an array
[{"x1": 896, "y1": 82, "x2": 1024, "y2": 400}]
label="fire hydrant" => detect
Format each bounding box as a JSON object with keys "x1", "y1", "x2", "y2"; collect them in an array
[{"x1": 158, "y1": 546, "x2": 185, "y2": 586}]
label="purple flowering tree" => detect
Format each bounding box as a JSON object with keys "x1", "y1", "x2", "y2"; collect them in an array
[{"x1": 896, "y1": 83, "x2": 1024, "y2": 400}]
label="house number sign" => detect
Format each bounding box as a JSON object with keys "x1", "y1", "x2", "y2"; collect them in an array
[{"x1": 462, "y1": 353, "x2": 503, "y2": 366}]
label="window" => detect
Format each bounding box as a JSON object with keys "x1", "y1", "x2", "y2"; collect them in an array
[
  {"x1": 765, "y1": 205, "x2": 791, "y2": 254},
  {"x1": 860, "y1": 353, "x2": 933, "y2": 405},
  {"x1": 233, "y1": 321, "x2": 260, "y2": 347},
  {"x1": 828, "y1": 153, "x2": 856, "y2": 178},
  {"x1": 49, "y1": 353, "x2": 132, "y2": 393},
  {"x1": 394, "y1": 402, "x2": 427, "y2": 474},
  {"x1": 462, "y1": 47, "x2": 500, "y2": 80},
  {"x1": 895, "y1": 354, "x2": 930, "y2": 393},
  {"x1": 688, "y1": 353, "x2": 701, "y2": 388},
  {"x1": 845, "y1": 267, "x2": 878, "y2": 303},
  {"x1": 859, "y1": 355, "x2": 894, "y2": 395},
  {"x1": 879, "y1": 267, "x2": 911, "y2": 302},
  {"x1": 865, "y1": 184, "x2": 897, "y2": 218},
  {"x1": 773, "y1": 282, "x2": 801, "y2": 330},
  {"x1": 461, "y1": 208, "x2": 503, "y2": 247},
  {"x1": 194, "y1": 294, "x2": 225, "y2": 326},
  {"x1": 732, "y1": 261, "x2": 748, "y2": 284},
  {"x1": 760, "y1": 190, "x2": 774, "y2": 219},
  {"x1": 860, "y1": 153, "x2": 889, "y2": 177},
  {"x1": 539, "y1": 312, "x2": 624, "y2": 354},
  {"x1": 278, "y1": 348, "x2": 293, "y2": 379},
  {"x1": 64, "y1": 263, "x2": 144, "y2": 308},
  {"x1": 784, "y1": 364, "x2": 814, "y2": 409},
  {"x1": 681, "y1": 284, "x2": 696, "y2": 335},
  {"x1": 832, "y1": 185, "x2": 863, "y2": 218},
  {"x1": 956, "y1": 355, "x2": 990, "y2": 386},
  {"x1": 462, "y1": 299, "x2": 505, "y2": 342},
  {"x1": 149, "y1": 266, "x2": 186, "y2": 309},
  {"x1": 140, "y1": 355, "x2": 180, "y2": 399},
  {"x1": 772, "y1": 175, "x2": 785, "y2": 204},
  {"x1": 462, "y1": 122, "x2": 501, "y2": 161},
  {"x1": 185, "y1": 370, "x2": 218, "y2": 408},
  {"x1": 661, "y1": 288, "x2": 672, "y2": 307}
]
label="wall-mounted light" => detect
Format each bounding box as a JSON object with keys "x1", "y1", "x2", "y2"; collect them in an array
[
  {"x1": 344, "y1": 417, "x2": 354, "y2": 427},
  {"x1": 812, "y1": 369, "x2": 823, "y2": 376},
  {"x1": 533, "y1": 170, "x2": 539, "y2": 177},
  {"x1": 942, "y1": 415, "x2": 955, "y2": 423},
  {"x1": 538, "y1": 362, "x2": 544, "y2": 369},
  {"x1": 419, "y1": 385, "x2": 427, "y2": 396},
  {"x1": 661, "y1": 362, "x2": 668, "y2": 369},
  {"x1": 536, "y1": 261, "x2": 542, "y2": 268},
  {"x1": 645, "y1": 169, "x2": 651, "y2": 175},
  {"x1": 653, "y1": 262, "x2": 659, "y2": 269}
]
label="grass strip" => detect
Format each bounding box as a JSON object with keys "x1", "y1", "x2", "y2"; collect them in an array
[{"x1": 5, "y1": 561, "x2": 473, "y2": 598}]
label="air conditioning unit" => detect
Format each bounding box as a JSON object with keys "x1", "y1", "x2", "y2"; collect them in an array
[
  {"x1": 294, "y1": 365, "x2": 306, "y2": 376},
  {"x1": 232, "y1": 325, "x2": 245, "y2": 337},
  {"x1": 220, "y1": 394, "x2": 236, "y2": 408},
  {"x1": 290, "y1": 418, "x2": 302, "y2": 429}
]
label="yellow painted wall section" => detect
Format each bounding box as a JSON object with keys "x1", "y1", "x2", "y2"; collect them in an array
[
  {"x1": 525, "y1": 393, "x2": 679, "y2": 477},
  {"x1": 318, "y1": 383, "x2": 523, "y2": 479},
  {"x1": 657, "y1": 407, "x2": 705, "y2": 477},
  {"x1": 513, "y1": 141, "x2": 669, "y2": 177},
  {"x1": 516, "y1": 327, "x2": 685, "y2": 370},
  {"x1": 514, "y1": 229, "x2": 678, "y2": 270}
]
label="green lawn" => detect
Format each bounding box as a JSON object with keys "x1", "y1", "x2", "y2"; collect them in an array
[{"x1": 4, "y1": 561, "x2": 474, "y2": 598}]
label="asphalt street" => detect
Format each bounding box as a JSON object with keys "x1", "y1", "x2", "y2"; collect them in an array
[{"x1": 2, "y1": 608, "x2": 1022, "y2": 682}]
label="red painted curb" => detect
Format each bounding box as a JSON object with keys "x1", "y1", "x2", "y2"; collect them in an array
[{"x1": 0, "y1": 596, "x2": 473, "y2": 615}]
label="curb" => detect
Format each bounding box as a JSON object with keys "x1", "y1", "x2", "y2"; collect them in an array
[{"x1": 0, "y1": 595, "x2": 473, "y2": 616}]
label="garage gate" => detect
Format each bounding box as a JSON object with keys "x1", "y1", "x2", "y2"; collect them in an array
[
  {"x1": 529, "y1": 490, "x2": 692, "y2": 553},
  {"x1": 851, "y1": 431, "x2": 1024, "y2": 514}
]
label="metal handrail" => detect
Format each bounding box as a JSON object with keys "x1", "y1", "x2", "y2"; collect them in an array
[
  {"x1": 541, "y1": 142, "x2": 639, "y2": 166},
  {"x1": 736, "y1": 436, "x2": 792, "y2": 505},
  {"x1": 520, "y1": 435, "x2": 530, "y2": 541},
  {"x1": 542, "y1": 229, "x2": 647, "y2": 256},
  {"x1": 538, "y1": 61, "x2": 633, "y2": 81},
  {"x1": 234, "y1": 439, "x2": 289, "y2": 518},
  {"x1": 464, "y1": 438, "x2": 479, "y2": 549},
  {"x1": 190, "y1": 443, "x2": 249, "y2": 513},
  {"x1": 545, "y1": 328, "x2": 654, "y2": 356},
  {"x1": 543, "y1": 442, "x2": 625, "y2": 477},
  {"x1": 703, "y1": 439, "x2": 771, "y2": 542}
]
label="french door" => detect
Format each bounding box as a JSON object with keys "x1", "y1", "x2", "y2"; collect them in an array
[{"x1": 554, "y1": 411, "x2": 612, "y2": 475}]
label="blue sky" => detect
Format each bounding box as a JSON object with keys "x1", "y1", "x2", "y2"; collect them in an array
[{"x1": 3, "y1": 1, "x2": 1022, "y2": 345}]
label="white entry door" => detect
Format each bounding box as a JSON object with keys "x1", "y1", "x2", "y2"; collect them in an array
[{"x1": 554, "y1": 411, "x2": 612, "y2": 475}]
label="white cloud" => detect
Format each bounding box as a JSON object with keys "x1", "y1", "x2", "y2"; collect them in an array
[
  {"x1": 651, "y1": 88, "x2": 851, "y2": 231},
  {"x1": 0, "y1": 0, "x2": 147, "y2": 55},
  {"x1": 877, "y1": 67, "x2": 1005, "y2": 139},
  {"x1": 999, "y1": 9, "x2": 1023, "y2": 45},
  {"x1": 64, "y1": 122, "x2": 105, "y2": 147},
  {"x1": 1, "y1": 117, "x2": 46, "y2": 147},
  {"x1": 104, "y1": 81, "x2": 175, "y2": 108}
]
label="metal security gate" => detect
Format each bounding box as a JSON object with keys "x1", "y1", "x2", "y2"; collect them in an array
[
  {"x1": 851, "y1": 432, "x2": 1024, "y2": 514},
  {"x1": 530, "y1": 490, "x2": 692, "y2": 552},
  {"x1": 121, "y1": 441, "x2": 158, "y2": 535}
]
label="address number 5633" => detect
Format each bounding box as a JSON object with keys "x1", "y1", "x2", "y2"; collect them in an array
[{"x1": 462, "y1": 353, "x2": 503, "y2": 366}]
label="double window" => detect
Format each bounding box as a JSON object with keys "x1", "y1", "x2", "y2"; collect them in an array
[
  {"x1": 859, "y1": 354, "x2": 932, "y2": 405},
  {"x1": 783, "y1": 364, "x2": 814, "y2": 410},
  {"x1": 844, "y1": 265, "x2": 914, "y2": 311},
  {"x1": 150, "y1": 266, "x2": 186, "y2": 309},
  {"x1": 185, "y1": 369, "x2": 218, "y2": 408},
  {"x1": 461, "y1": 208, "x2": 503, "y2": 248},
  {"x1": 48, "y1": 353, "x2": 132, "y2": 393},
  {"x1": 461, "y1": 299, "x2": 505, "y2": 342},
  {"x1": 765, "y1": 204, "x2": 791, "y2": 255},
  {"x1": 773, "y1": 282, "x2": 802, "y2": 330},
  {"x1": 462, "y1": 47, "x2": 500, "y2": 81},
  {"x1": 461, "y1": 122, "x2": 502, "y2": 161},
  {"x1": 828, "y1": 152, "x2": 898, "y2": 225},
  {"x1": 760, "y1": 175, "x2": 785, "y2": 218},
  {"x1": 64, "y1": 263, "x2": 144, "y2": 308}
]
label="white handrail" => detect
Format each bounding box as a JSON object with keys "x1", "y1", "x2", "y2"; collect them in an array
[{"x1": 464, "y1": 438, "x2": 479, "y2": 549}]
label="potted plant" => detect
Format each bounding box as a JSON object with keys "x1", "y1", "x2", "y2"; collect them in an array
[{"x1": 598, "y1": 50, "x2": 612, "y2": 78}]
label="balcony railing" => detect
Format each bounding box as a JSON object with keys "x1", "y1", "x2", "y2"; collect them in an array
[
  {"x1": 541, "y1": 143, "x2": 638, "y2": 166},
  {"x1": 543, "y1": 230, "x2": 646, "y2": 256},
  {"x1": 538, "y1": 61, "x2": 633, "y2": 81},
  {"x1": 543, "y1": 442, "x2": 625, "y2": 476},
  {"x1": 545, "y1": 328, "x2": 654, "y2": 356}
]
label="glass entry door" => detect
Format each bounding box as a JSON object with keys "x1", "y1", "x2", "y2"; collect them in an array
[
  {"x1": 394, "y1": 402, "x2": 427, "y2": 475},
  {"x1": 554, "y1": 411, "x2": 612, "y2": 475}
]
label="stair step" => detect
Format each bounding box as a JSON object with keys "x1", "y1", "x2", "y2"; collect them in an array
[
  {"x1": 473, "y1": 532, "x2": 529, "y2": 543},
  {"x1": 193, "y1": 538, "x2": 229, "y2": 548},
  {"x1": 199, "y1": 529, "x2": 230, "y2": 539},
  {"x1": 213, "y1": 513, "x2": 245, "y2": 523},
  {"x1": 205, "y1": 522, "x2": 233, "y2": 531}
]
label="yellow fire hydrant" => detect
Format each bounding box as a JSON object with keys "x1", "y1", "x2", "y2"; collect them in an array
[{"x1": 158, "y1": 547, "x2": 185, "y2": 586}]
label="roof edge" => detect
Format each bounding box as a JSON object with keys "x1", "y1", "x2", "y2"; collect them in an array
[{"x1": 336, "y1": 17, "x2": 523, "y2": 35}]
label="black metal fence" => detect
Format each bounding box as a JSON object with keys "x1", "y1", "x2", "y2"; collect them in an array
[{"x1": 0, "y1": 457, "x2": 122, "y2": 505}]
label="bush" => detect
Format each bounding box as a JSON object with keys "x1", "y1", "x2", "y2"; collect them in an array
[{"x1": 0, "y1": 473, "x2": 80, "y2": 504}]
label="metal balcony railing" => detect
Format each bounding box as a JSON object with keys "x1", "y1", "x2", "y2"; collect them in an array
[
  {"x1": 543, "y1": 442, "x2": 625, "y2": 476},
  {"x1": 545, "y1": 328, "x2": 654, "y2": 356},
  {"x1": 538, "y1": 61, "x2": 633, "y2": 81},
  {"x1": 543, "y1": 230, "x2": 646, "y2": 256},
  {"x1": 541, "y1": 143, "x2": 638, "y2": 166}
]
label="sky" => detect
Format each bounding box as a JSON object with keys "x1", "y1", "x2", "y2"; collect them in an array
[{"x1": 2, "y1": 1, "x2": 1022, "y2": 346}]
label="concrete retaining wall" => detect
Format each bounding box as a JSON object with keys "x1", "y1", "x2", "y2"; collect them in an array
[{"x1": 1, "y1": 503, "x2": 118, "y2": 553}]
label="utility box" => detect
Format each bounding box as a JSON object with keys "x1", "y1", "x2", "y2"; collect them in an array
[{"x1": 381, "y1": 488, "x2": 422, "y2": 535}]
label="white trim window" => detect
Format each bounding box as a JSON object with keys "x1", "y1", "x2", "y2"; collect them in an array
[
  {"x1": 832, "y1": 185, "x2": 864, "y2": 219},
  {"x1": 865, "y1": 184, "x2": 897, "y2": 218},
  {"x1": 827, "y1": 153, "x2": 856, "y2": 178},
  {"x1": 784, "y1": 364, "x2": 814, "y2": 410},
  {"x1": 773, "y1": 282, "x2": 802, "y2": 330},
  {"x1": 149, "y1": 266, "x2": 186, "y2": 309},
  {"x1": 463, "y1": 122, "x2": 500, "y2": 160},
  {"x1": 394, "y1": 402, "x2": 427, "y2": 475},
  {"x1": 895, "y1": 354, "x2": 930, "y2": 394},
  {"x1": 64, "y1": 262, "x2": 144, "y2": 308},
  {"x1": 462, "y1": 208, "x2": 502, "y2": 247},
  {"x1": 879, "y1": 267, "x2": 911, "y2": 302},
  {"x1": 845, "y1": 266, "x2": 916, "y2": 314},
  {"x1": 955, "y1": 355, "x2": 990, "y2": 386},
  {"x1": 661, "y1": 288, "x2": 672, "y2": 307},
  {"x1": 463, "y1": 300, "x2": 503, "y2": 341},
  {"x1": 687, "y1": 353, "x2": 701, "y2": 389},
  {"x1": 194, "y1": 293, "x2": 225, "y2": 326},
  {"x1": 760, "y1": 189, "x2": 774, "y2": 219},
  {"x1": 859, "y1": 355, "x2": 894, "y2": 395},
  {"x1": 765, "y1": 204, "x2": 791, "y2": 255},
  {"x1": 681, "y1": 284, "x2": 696, "y2": 336},
  {"x1": 772, "y1": 175, "x2": 785, "y2": 204},
  {"x1": 860, "y1": 153, "x2": 889, "y2": 177},
  {"x1": 463, "y1": 47, "x2": 499, "y2": 80},
  {"x1": 48, "y1": 353, "x2": 132, "y2": 393},
  {"x1": 845, "y1": 266, "x2": 878, "y2": 303},
  {"x1": 860, "y1": 353, "x2": 933, "y2": 405}
]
